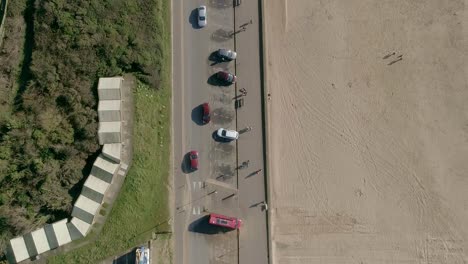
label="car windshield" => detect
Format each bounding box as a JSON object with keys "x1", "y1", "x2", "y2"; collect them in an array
[
  {"x1": 190, "y1": 154, "x2": 197, "y2": 159},
  {"x1": 221, "y1": 130, "x2": 227, "y2": 136},
  {"x1": 200, "y1": 16, "x2": 205, "y2": 20},
  {"x1": 217, "y1": 219, "x2": 229, "y2": 225}
]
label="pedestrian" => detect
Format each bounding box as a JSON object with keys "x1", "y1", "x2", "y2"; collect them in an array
[{"x1": 254, "y1": 169, "x2": 262, "y2": 175}]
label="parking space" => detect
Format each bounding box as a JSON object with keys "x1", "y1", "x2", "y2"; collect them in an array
[{"x1": 173, "y1": 0, "x2": 268, "y2": 263}]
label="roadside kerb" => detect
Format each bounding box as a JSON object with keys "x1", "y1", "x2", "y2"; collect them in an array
[{"x1": 258, "y1": 1, "x2": 273, "y2": 263}]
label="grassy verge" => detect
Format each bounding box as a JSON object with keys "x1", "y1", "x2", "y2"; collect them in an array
[{"x1": 46, "y1": 0, "x2": 172, "y2": 261}]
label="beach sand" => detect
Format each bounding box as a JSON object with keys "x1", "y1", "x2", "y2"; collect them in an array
[{"x1": 264, "y1": 0, "x2": 468, "y2": 263}]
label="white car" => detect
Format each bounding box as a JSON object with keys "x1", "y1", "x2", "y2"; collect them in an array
[
  {"x1": 217, "y1": 128, "x2": 239, "y2": 140},
  {"x1": 198, "y1": 6, "x2": 207, "y2": 27}
]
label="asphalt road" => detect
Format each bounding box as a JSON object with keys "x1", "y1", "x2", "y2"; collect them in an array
[{"x1": 172, "y1": 0, "x2": 268, "y2": 263}]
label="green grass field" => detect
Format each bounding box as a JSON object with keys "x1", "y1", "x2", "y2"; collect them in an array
[{"x1": 47, "y1": 81, "x2": 171, "y2": 263}]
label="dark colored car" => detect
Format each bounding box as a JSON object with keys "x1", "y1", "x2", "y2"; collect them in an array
[
  {"x1": 189, "y1": 150, "x2": 199, "y2": 170},
  {"x1": 202, "y1": 102, "x2": 211, "y2": 124},
  {"x1": 216, "y1": 71, "x2": 237, "y2": 84}
]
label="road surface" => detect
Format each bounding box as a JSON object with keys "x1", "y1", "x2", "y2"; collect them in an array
[{"x1": 172, "y1": 0, "x2": 269, "y2": 263}]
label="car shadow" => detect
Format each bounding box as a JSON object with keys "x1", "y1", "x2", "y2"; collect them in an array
[
  {"x1": 207, "y1": 74, "x2": 231, "y2": 87},
  {"x1": 181, "y1": 152, "x2": 193, "y2": 174},
  {"x1": 189, "y1": 8, "x2": 200, "y2": 29},
  {"x1": 191, "y1": 105, "x2": 205, "y2": 126},
  {"x1": 209, "y1": 51, "x2": 230, "y2": 66},
  {"x1": 188, "y1": 215, "x2": 232, "y2": 234},
  {"x1": 209, "y1": 51, "x2": 220, "y2": 62}
]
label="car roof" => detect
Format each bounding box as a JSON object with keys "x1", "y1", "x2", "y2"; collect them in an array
[
  {"x1": 219, "y1": 49, "x2": 229, "y2": 55},
  {"x1": 209, "y1": 213, "x2": 236, "y2": 221},
  {"x1": 225, "y1": 129, "x2": 237, "y2": 137},
  {"x1": 199, "y1": 6, "x2": 206, "y2": 14}
]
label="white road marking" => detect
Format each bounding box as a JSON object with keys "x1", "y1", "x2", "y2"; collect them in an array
[
  {"x1": 198, "y1": 181, "x2": 202, "y2": 189},
  {"x1": 192, "y1": 206, "x2": 201, "y2": 215}
]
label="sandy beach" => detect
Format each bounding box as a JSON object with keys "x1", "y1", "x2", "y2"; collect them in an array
[{"x1": 264, "y1": 0, "x2": 468, "y2": 263}]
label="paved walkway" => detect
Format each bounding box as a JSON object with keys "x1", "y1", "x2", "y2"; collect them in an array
[{"x1": 234, "y1": 1, "x2": 269, "y2": 263}]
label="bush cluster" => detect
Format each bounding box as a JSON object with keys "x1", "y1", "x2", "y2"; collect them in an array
[{"x1": 0, "y1": 0, "x2": 167, "y2": 255}]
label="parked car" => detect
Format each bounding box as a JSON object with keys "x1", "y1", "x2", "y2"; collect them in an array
[
  {"x1": 216, "y1": 71, "x2": 237, "y2": 84},
  {"x1": 217, "y1": 49, "x2": 237, "y2": 61},
  {"x1": 198, "y1": 5, "x2": 207, "y2": 27},
  {"x1": 208, "y1": 213, "x2": 242, "y2": 230},
  {"x1": 189, "y1": 150, "x2": 199, "y2": 170},
  {"x1": 202, "y1": 102, "x2": 211, "y2": 124},
  {"x1": 217, "y1": 128, "x2": 239, "y2": 140}
]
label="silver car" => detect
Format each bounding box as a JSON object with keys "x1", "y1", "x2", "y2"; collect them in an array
[
  {"x1": 217, "y1": 128, "x2": 239, "y2": 140},
  {"x1": 198, "y1": 6, "x2": 207, "y2": 27},
  {"x1": 217, "y1": 49, "x2": 237, "y2": 61}
]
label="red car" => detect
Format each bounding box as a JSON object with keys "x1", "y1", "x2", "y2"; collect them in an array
[
  {"x1": 216, "y1": 71, "x2": 237, "y2": 84},
  {"x1": 189, "y1": 150, "x2": 199, "y2": 170},
  {"x1": 202, "y1": 103, "x2": 211, "y2": 124},
  {"x1": 208, "y1": 213, "x2": 242, "y2": 230}
]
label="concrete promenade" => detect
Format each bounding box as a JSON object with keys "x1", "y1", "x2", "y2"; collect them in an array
[{"x1": 234, "y1": 1, "x2": 269, "y2": 263}]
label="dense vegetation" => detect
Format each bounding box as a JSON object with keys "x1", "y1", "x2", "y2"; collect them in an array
[
  {"x1": 0, "y1": 0, "x2": 168, "y2": 257},
  {"x1": 49, "y1": 82, "x2": 171, "y2": 263}
]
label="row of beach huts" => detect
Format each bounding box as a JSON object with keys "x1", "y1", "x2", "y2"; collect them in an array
[{"x1": 6, "y1": 77, "x2": 130, "y2": 263}]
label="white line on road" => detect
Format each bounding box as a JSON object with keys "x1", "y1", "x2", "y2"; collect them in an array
[{"x1": 192, "y1": 206, "x2": 201, "y2": 215}]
